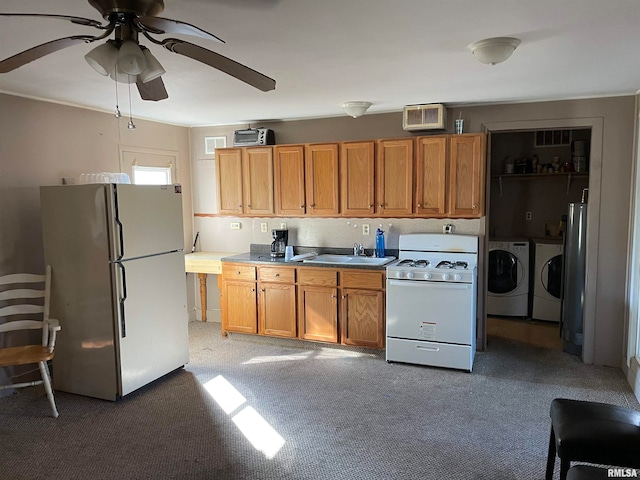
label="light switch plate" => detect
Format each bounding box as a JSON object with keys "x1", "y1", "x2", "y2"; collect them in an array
[
  {"x1": 362, "y1": 224, "x2": 370, "y2": 235},
  {"x1": 230, "y1": 222, "x2": 241, "y2": 230},
  {"x1": 280, "y1": 222, "x2": 287, "y2": 230},
  {"x1": 260, "y1": 222, "x2": 268, "y2": 233}
]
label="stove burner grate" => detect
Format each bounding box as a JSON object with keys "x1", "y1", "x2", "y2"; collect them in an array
[{"x1": 436, "y1": 260, "x2": 469, "y2": 269}]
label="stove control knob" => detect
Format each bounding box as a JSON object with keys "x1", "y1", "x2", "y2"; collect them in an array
[
  {"x1": 407, "y1": 272, "x2": 415, "y2": 279},
  {"x1": 441, "y1": 273, "x2": 450, "y2": 281},
  {"x1": 424, "y1": 273, "x2": 432, "y2": 280},
  {"x1": 454, "y1": 274, "x2": 462, "y2": 281},
  {"x1": 395, "y1": 271, "x2": 404, "y2": 279}
]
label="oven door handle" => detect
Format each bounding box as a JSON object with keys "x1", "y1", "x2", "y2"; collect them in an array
[{"x1": 387, "y1": 279, "x2": 472, "y2": 289}]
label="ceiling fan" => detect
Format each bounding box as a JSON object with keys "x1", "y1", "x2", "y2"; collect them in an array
[{"x1": 0, "y1": 0, "x2": 276, "y2": 101}]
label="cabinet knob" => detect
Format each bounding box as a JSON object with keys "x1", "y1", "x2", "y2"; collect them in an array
[
  {"x1": 379, "y1": 204, "x2": 384, "y2": 208},
  {"x1": 261, "y1": 288, "x2": 265, "y2": 292},
  {"x1": 236, "y1": 271, "x2": 241, "y2": 274},
  {"x1": 238, "y1": 204, "x2": 242, "y2": 208},
  {"x1": 330, "y1": 295, "x2": 336, "y2": 298},
  {"x1": 417, "y1": 203, "x2": 422, "y2": 207},
  {"x1": 275, "y1": 273, "x2": 280, "y2": 277},
  {"x1": 369, "y1": 204, "x2": 374, "y2": 208},
  {"x1": 251, "y1": 288, "x2": 255, "y2": 292},
  {"x1": 310, "y1": 204, "x2": 315, "y2": 208},
  {"x1": 247, "y1": 204, "x2": 251, "y2": 208},
  {"x1": 300, "y1": 205, "x2": 305, "y2": 209},
  {"x1": 341, "y1": 295, "x2": 346, "y2": 299}
]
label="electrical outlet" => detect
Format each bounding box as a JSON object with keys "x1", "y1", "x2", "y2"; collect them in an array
[
  {"x1": 526, "y1": 211, "x2": 532, "y2": 221},
  {"x1": 230, "y1": 222, "x2": 241, "y2": 230},
  {"x1": 260, "y1": 222, "x2": 267, "y2": 233},
  {"x1": 280, "y1": 222, "x2": 287, "y2": 230},
  {"x1": 362, "y1": 224, "x2": 370, "y2": 235},
  {"x1": 443, "y1": 224, "x2": 454, "y2": 234}
]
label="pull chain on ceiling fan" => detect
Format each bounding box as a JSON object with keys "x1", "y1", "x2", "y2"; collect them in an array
[{"x1": 0, "y1": 0, "x2": 276, "y2": 102}]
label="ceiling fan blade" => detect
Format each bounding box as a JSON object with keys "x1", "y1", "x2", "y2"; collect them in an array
[
  {"x1": 0, "y1": 13, "x2": 107, "y2": 28},
  {"x1": 136, "y1": 16, "x2": 224, "y2": 43},
  {"x1": 162, "y1": 39, "x2": 275, "y2": 92},
  {"x1": 0, "y1": 36, "x2": 96, "y2": 73},
  {"x1": 136, "y1": 76, "x2": 169, "y2": 101}
]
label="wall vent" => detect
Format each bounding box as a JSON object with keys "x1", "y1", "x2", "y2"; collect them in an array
[{"x1": 402, "y1": 104, "x2": 446, "y2": 131}]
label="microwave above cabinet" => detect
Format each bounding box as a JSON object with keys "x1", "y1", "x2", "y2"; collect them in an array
[{"x1": 233, "y1": 128, "x2": 275, "y2": 147}]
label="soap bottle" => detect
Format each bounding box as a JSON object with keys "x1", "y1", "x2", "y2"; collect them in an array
[{"x1": 375, "y1": 228, "x2": 385, "y2": 258}]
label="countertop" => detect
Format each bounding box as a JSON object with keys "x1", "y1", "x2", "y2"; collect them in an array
[{"x1": 221, "y1": 244, "x2": 398, "y2": 271}]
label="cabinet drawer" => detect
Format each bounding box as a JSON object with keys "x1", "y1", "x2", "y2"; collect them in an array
[
  {"x1": 299, "y1": 268, "x2": 338, "y2": 286},
  {"x1": 222, "y1": 263, "x2": 256, "y2": 281},
  {"x1": 340, "y1": 270, "x2": 384, "y2": 289},
  {"x1": 259, "y1": 266, "x2": 296, "y2": 283}
]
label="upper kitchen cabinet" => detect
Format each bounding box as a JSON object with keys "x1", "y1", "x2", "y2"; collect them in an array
[
  {"x1": 376, "y1": 139, "x2": 414, "y2": 216},
  {"x1": 340, "y1": 141, "x2": 375, "y2": 216},
  {"x1": 243, "y1": 147, "x2": 274, "y2": 215},
  {"x1": 304, "y1": 143, "x2": 340, "y2": 216},
  {"x1": 448, "y1": 134, "x2": 486, "y2": 217},
  {"x1": 274, "y1": 145, "x2": 306, "y2": 216},
  {"x1": 216, "y1": 147, "x2": 274, "y2": 215},
  {"x1": 274, "y1": 143, "x2": 340, "y2": 216},
  {"x1": 216, "y1": 148, "x2": 244, "y2": 215},
  {"x1": 415, "y1": 136, "x2": 448, "y2": 216}
]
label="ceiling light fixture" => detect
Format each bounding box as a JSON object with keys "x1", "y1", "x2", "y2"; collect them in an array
[
  {"x1": 468, "y1": 37, "x2": 520, "y2": 66},
  {"x1": 85, "y1": 40, "x2": 166, "y2": 85},
  {"x1": 341, "y1": 101, "x2": 372, "y2": 118}
]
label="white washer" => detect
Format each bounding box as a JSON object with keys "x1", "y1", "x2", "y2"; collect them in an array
[
  {"x1": 487, "y1": 239, "x2": 529, "y2": 317},
  {"x1": 532, "y1": 240, "x2": 563, "y2": 322}
]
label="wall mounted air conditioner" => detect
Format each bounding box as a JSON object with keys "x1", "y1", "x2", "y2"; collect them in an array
[{"x1": 402, "y1": 104, "x2": 446, "y2": 131}]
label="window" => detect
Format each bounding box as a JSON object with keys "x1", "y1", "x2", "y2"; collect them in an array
[{"x1": 132, "y1": 165, "x2": 172, "y2": 185}]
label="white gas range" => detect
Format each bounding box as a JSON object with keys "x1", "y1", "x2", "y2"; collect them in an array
[{"x1": 385, "y1": 233, "x2": 478, "y2": 372}]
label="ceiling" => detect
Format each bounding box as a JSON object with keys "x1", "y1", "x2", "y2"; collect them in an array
[{"x1": 1, "y1": 0, "x2": 639, "y2": 127}]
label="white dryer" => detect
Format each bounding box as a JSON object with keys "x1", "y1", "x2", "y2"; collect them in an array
[
  {"x1": 487, "y1": 239, "x2": 529, "y2": 317},
  {"x1": 532, "y1": 240, "x2": 563, "y2": 322}
]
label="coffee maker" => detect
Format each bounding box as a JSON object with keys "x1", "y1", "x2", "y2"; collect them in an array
[{"x1": 271, "y1": 229, "x2": 288, "y2": 258}]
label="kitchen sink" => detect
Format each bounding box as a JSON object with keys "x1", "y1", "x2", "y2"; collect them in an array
[{"x1": 302, "y1": 254, "x2": 396, "y2": 266}]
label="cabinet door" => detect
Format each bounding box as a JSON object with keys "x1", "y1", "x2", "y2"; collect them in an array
[
  {"x1": 341, "y1": 288, "x2": 384, "y2": 348},
  {"x1": 216, "y1": 148, "x2": 244, "y2": 215},
  {"x1": 340, "y1": 141, "x2": 375, "y2": 216},
  {"x1": 298, "y1": 285, "x2": 338, "y2": 343},
  {"x1": 259, "y1": 283, "x2": 297, "y2": 338},
  {"x1": 376, "y1": 139, "x2": 413, "y2": 216},
  {"x1": 305, "y1": 143, "x2": 339, "y2": 216},
  {"x1": 274, "y1": 145, "x2": 306, "y2": 216},
  {"x1": 415, "y1": 136, "x2": 448, "y2": 216},
  {"x1": 449, "y1": 134, "x2": 486, "y2": 217},
  {"x1": 243, "y1": 147, "x2": 274, "y2": 215},
  {"x1": 223, "y1": 281, "x2": 257, "y2": 334}
]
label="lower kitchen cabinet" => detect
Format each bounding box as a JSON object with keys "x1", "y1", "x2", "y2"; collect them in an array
[
  {"x1": 223, "y1": 281, "x2": 257, "y2": 334},
  {"x1": 222, "y1": 263, "x2": 385, "y2": 348},
  {"x1": 297, "y1": 267, "x2": 339, "y2": 343},
  {"x1": 258, "y1": 266, "x2": 297, "y2": 337},
  {"x1": 259, "y1": 283, "x2": 297, "y2": 337},
  {"x1": 341, "y1": 289, "x2": 384, "y2": 348},
  {"x1": 298, "y1": 285, "x2": 338, "y2": 342}
]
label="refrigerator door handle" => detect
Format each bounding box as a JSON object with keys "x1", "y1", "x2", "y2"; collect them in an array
[
  {"x1": 116, "y1": 261, "x2": 128, "y2": 338},
  {"x1": 113, "y1": 185, "x2": 124, "y2": 261}
]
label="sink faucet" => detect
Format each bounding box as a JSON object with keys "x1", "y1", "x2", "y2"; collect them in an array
[{"x1": 353, "y1": 243, "x2": 365, "y2": 256}]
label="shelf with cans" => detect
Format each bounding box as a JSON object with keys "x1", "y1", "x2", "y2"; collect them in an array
[{"x1": 491, "y1": 154, "x2": 589, "y2": 196}]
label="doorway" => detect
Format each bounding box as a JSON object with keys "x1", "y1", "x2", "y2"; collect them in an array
[{"x1": 481, "y1": 118, "x2": 603, "y2": 362}]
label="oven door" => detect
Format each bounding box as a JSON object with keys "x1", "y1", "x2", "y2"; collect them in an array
[{"x1": 386, "y1": 279, "x2": 475, "y2": 345}]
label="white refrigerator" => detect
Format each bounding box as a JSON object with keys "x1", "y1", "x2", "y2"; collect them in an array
[{"x1": 40, "y1": 183, "x2": 189, "y2": 401}]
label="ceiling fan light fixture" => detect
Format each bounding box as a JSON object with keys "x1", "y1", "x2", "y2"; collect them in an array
[
  {"x1": 341, "y1": 101, "x2": 372, "y2": 118},
  {"x1": 139, "y1": 48, "x2": 165, "y2": 83},
  {"x1": 468, "y1": 37, "x2": 520, "y2": 66},
  {"x1": 85, "y1": 41, "x2": 118, "y2": 76},
  {"x1": 117, "y1": 40, "x2": 146, "y2": 75}
]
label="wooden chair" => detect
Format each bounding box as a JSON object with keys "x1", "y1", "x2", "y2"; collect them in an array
[{"x1": 0, "y1": 266, "x2": 61, "y2": 417}]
